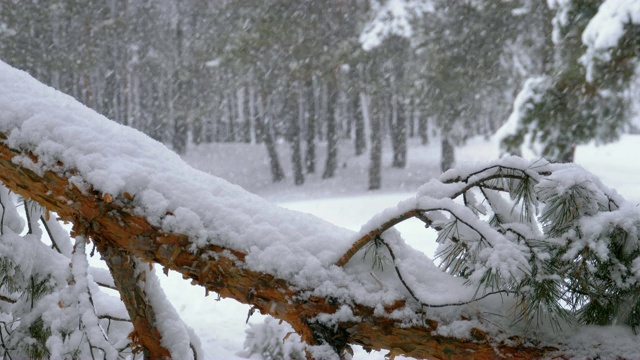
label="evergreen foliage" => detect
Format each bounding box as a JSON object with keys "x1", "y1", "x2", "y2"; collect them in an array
[
  {"x1": 407, "y1": 158, "x2": 640, "y2": 330},
  {"x1": 501, "y1": 0, "x2": 638, "y2": 162}
]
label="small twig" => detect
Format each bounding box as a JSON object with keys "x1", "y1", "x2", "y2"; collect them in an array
[
  {"x1": 0, "y1": 294, "x2": 16, "y2": 304},
  {"x1": 378, "y1": 237, "x2": 516, "y2": 309},
  {"x1": 335, "y1": 209, "x2": 421, "y2": 266},
  {"x1": 24, "y1": 200, "x2": 33, "y2": 234},
  {"x1": 40, "y1": 215, "x2": 63, "y2": 254},
  {"x1": 414, "y1": 212, "x2": 432, "y2": 226},
  {"x1": 451, "y1": 173, "x2": 531, "y2": 200},
  {"x1": 95, "y1": 281, "x2": 118, "y2": 291},
  {"x1": 246, "y1": 306, "x2": 257, "y2": 324},
  {"x1": 0, "y1": 191, "x2": 5, "y2": 235},
  {"x1": 190, "y1": 343, "x2": 198, "y2": 360},
  {"x1": 338, "y1": 169, "x2": 535, "y2": 267},
  {"x1": 98, "y1": 315, "x2": 130, "y2": 323}
]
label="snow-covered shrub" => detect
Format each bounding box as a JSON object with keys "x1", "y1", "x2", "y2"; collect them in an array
[{"x1": 239, "y1": 316, "x2": 305, "y2": 360}]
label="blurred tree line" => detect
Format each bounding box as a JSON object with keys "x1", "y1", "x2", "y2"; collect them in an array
[{"x1": 0, "y1": 0, "x2": 636, "y2": 189}]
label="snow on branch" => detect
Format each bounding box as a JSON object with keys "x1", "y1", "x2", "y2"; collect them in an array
[
  {"x1": 581, "y1": 0, "x2": 640, "y2": 81},
  {"x1": 341, "y1": 156, "x2": 640, "y2": 334},
  {"x1": 359, "y1": 0, "x2": 434, "y2": 51}
]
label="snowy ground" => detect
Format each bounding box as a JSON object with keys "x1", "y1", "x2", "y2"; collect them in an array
[{"x1": 163, "y1": 134, "x2": 640, "y2": 359}]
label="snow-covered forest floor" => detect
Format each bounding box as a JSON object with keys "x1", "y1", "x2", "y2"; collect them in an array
[{"x1": 158, "y1": 134, "x2": 640, "y2": 359}]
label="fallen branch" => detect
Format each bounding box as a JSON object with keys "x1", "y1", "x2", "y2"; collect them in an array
[{"x1": 0, "y1": 133, "x2": 555, "y2": 359}]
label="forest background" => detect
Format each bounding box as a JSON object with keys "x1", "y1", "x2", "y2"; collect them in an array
[
  {"x1": 2, "y1": 0, "x2": 638, "y2": 192},
  {"x1": 1, "y1": 1, "x2": 640, "y2": 359}
]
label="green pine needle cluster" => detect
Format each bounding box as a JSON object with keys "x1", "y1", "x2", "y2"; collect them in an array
[{"x1": 420, "y1": 159, "x2": 640, "y2": 331}]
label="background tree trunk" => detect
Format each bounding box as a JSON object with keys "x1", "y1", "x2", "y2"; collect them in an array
[
  {"x1": 258, "y1": 92, "x2": 285, "y2": 182},
  {"x1": 322, "y1": 80, "x2": 338, "y2": 179},
  {"x1": 354, "y1": 91, "x2": 367, "y2": 156},
  {"x1": 440, "y1": 136, "x2": 455, "y2": 172},
  {"x1": 305, "y1": 77, "x2": 316, "y2": 174},
  {"x1": 368, "y1": 94, "x2": 383, "y2": 190},
  {"x1": 390, "y1": 94, "x2": 407, "y2": 168},
  {"x1": 291, "y1": 82, "x2": 305, "y2": 185}
]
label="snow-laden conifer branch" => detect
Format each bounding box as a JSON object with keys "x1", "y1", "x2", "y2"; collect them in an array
[{"x1": 343, "y1": 157, "x2": 640, "y2": 331}]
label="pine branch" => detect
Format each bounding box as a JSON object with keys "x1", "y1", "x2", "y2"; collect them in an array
[
  {"x1": 336, "y1": 209, "x2": 422, "y2": 266},
  {"x1": 338, "y1": 205, "x2": 498, "y2": 268}
]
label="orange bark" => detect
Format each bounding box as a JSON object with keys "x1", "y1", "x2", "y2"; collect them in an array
[
  {"x1": 95, "y1": 239, "x2": 172, "y2": 359},
  {"x1": 0, "y1": 133, "x2": 553, "y2": 359}
]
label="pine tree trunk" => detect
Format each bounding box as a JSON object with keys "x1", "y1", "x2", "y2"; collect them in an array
[
  {"x1": 172, "y1": 114, "x2": 188, "y2": 155},
  {"x1": 317, "y1": 79, "x2": 327, "y2": 141},
  {"x1": 407, "y1": 97, "x2": 415, "y2": 138},
  {"x1": 237, "y1": 87, "x2": 251, "y2": 143},
  {"x1": 227, "y1": 91, "x2": 236, "y2": 142},
  {"x1": 322, "y1": 80, "x2": 338, "y2": 179},
  {"x1": 305, "y1": 78, "x2": 316, "y2": 173},
  {"x1": 172, "y1": 68, "x2": 188, "y2": 154},
  {"x1": 559, "y1": 144, "x2": 576, "y2": 163},
  {"x1": 291, "y1": 82, "x2": 305, "y2": 185},
  {"x1": 354, "y1": 91, "x2": 366, "y2": 156},
  {"x1": 259, "y1": 92, "x2": 285, "y2": 182},
  {"x1": 368, "y1": 95, "x2": 383, "y2": 190},
  {"x1": 440, "y1": 136, "x2": 455, "y2": 172},
  {"x1": 390, "y1": 95, "x2": 407, "y2": 168},
  {"x1": 248, "y1": 82, "x2": 257, "y2": 144},
  {"x1": 418, "y1": 107, "x2": 429, "y2": 145},
  {"x1": 192, "y1": 116, "x2": 203, "y2": 145}
]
